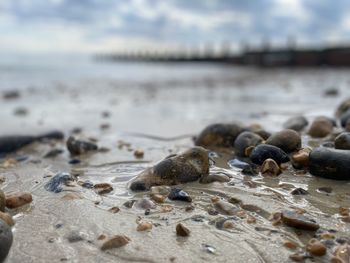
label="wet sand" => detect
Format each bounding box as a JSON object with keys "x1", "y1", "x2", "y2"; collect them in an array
[{"x1": 1, "y1": 65, "x2": 350, "y2": 262}]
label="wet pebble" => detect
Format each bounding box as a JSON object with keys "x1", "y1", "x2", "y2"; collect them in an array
[
  {"x1": 5, "y1": 192, "x2": 32, "y2": 209},
  {"x1": 336, "y1": 97, "x2": 350, "y2": 117},
  {"x1": 0, "y1": 190, "x2": 5, "y2": 212},
  {"x1": 168, "y1": 188, "x2": 192, "y2": 202},
  {"x1": 123, "y1": 200, "x2": 136, "y2": 209},
  {"x1": 291, "y1": 149, "x2": 310, "y2": 168},
  {"x1": 212, "y1": 199, "x2": 238, "y2": 216},
  {"x1": 290, "y1": 188, "x2": 308, "y2": 195},
  {"x1": 133, "y1": 149, "x2": 144, "y2": 159},
  {"x1": 68, "y1": 159, "x2": 81, "y2": 164},
  {"x1": 308, "y1": 116, "x2": 334, "y2": 138},
  {"x1": 137, "y1": 222, "x2": 152, "y2": 231},
  {"x1": 233, "y1": 131, "x2": 263, "y2": 157},
  {"x1": 265, "y1": 129, "x2": 301, "y2": 153},
  {"x1": 0, "y1": 211, "x2": 15, "y2": 226},
  {"x1": 66, "y1": 136, "x2": 98, "y2": 155},
  {"x1": 260, "y1": 158, "x2": 281, "y2": 176},
  {"x1": 150, "y1": 186, "x2": 171, "y2": 196},
  {"x1": 306, "y1": 238, "x2": 327, "y2": 256},
  {"x1": 283, "y1": 116, "x2": 308, "y2": 132},
  {"x1": 101, "y1": 235, "x2": 130, "y2": 250},
  {"x1": 94, "y1": 183, "x2": 113, "y2": 195},
  {"x1": 176, "y1": 223, "x2": 190, "y2": 237},
  {"x1": 45, "y1": 172, "x2": 74, "y2": 193},
  {"x1": 309, "y1": 148, "x2": 350, "y2": 180},
  {"x1": 281, "y1": 210, "x2": 319, "y2": 231},
  {"x1": 44, "y1": 149, "x2": 64, "y2": 158},
  {"x1": 0, "y1": 219, "x2": 13, "y2": 262},
  {"x1": 250, "y1": 144, "x2": 289, "y2": 165},
  {"x1": 334, "y1": 132, "x2": 350, "y2": 150},
  {"x1": 194, "y1": 123, "x2": 244, "y2": 148}
]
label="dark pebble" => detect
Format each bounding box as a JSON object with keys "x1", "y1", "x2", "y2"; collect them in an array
[
  {"x1": 69, "y1": 159, "x2": 81, "y2": 165},
  {"x1": 168, "y1": 188, "x2": 192, "y2": 202},
  {"x1": 250, "y1": 144, "x2": 289, "y2": 165},
  {"x1": 66, "y1": 136, "x2": 98, "y2": 155},
  {"x1": 44, "y1": 149, "x2": 64, "y2": 158},
  {"x1": 340, "y1": 109, "x2": 350, "y2": 127},
  {"x1": 309, "y1": 147, "x2": 350, "y2": 180},
  {"x1": 308, "y1": 116, "x2": 334, "y2": 138},
  {"x1": 290, "y1": 188, "x2": 308, "y2": 195},
  {"x1": 281, "y1": 210, "x2": 319, "y2": 231},
  {"x1": 265, "y1": 129, "x2": 301, "y2": 153},
  {"x1": 44, "y1": 172, "x2": 74, "y2": 193},
  {"x1": 194, "y1": 123, "x2": 244, "y2": 148},
  {"x1": 81, "y1": 180, "x2": 94, "y2": 189},
  {"x1": 334, "y1": 132, "x2": 350, "y2": 150},
  {"x1": 283, "y1": 116, "x2": 308, "y2": 132},
  {"x1": 233, "y1": 131, "x2": 263, "y2": 157},
  {"x1": 321, "y1": 141, "x2": 335, "y2": 148},
  {"x1": 336, "y1": 97, "x2": 350, "y2": 117},
  {"x1": 67, "y1": 231, "x2": 84, "y2": 243},
  {"x1": 0, "y1": 219, "x2": 13, "y2": 262},
  {"x1": 123, "y1": 200, "x2": 136, "y2": 208}
]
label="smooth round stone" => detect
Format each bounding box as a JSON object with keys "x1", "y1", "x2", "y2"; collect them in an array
[
  {"x1": 283, "y1": 116, "x2": 308, "y2": 131},
  {"x1": 194, "y1": 123, "x2": 244, "y2": 148},
  {"x1": 0, "y1": 219, "x2": 13, "y2": 262},
  {"x1": 340, "y1": 109, "x2": 350, "y2": 127},
  {"x1": 0, "y1": 190, "x2": 5, "y2": 212},
  {"x1": 250, "y1": 144, "x2": 289, "y2": 165},
  {"x1": 265, "y1": 129, "x2": 301, "y2": 153},
  {"x1": 234, "y1": 131, "x2": 263, "y2": 157},
  {"x1": 308, "y1": 116, "x2": 334, "y2": 138},
  {"x1": 309, "y1": 148, "x2": 350, "y2": 180},
  {"x1": 335, "y1": 132, "x2": 350, "y2": 150},
  {"x1": 336, "y1": 97, "x2": 350, "y2": 117}
]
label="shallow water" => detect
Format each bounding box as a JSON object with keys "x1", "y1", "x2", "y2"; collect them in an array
[{"x1": 1, "y1": 58, "x2": 350, "y2": 262}]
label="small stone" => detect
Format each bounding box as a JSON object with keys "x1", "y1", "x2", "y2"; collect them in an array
[
  {"x1": 66, "y1": 136, "x2": 98, "y2": 155},
  {"x1": 67, "y1": 231, "x2": 84, "y2": 243},
  {"x1": 0, "y1": 212, "x2": 14, "y2": 226},
  {"x1": 289, "y1": 253, "x2": 305, "y2": 262},
  {"x1": 137, "y1": 222, "x2": 152, "y2": 231},
  {"x1": 150, "y1": 194, "x2": 166, "y2": 203},
  {"x1": 176, "y1": 223, "x2": 190, "y2": 237},
  {"x1": 283, "y1": 240, "x2": 298, "y2": 250},
  {"x1": 266, "y1": 129, "x2": 301, "y2": 153},
  {"x1": 281, "y1": 210, "x2": 319, "y2": 231},
  {"x1": 336, "y1": 98, "x2": 350, "y2": 117},
  {"x1": 0, "y1": 219, "x2": 13, "y2": 262},
  {"x1": 0, "y1": 190, "x2": 5, "y2": 212},
  {"x1": 335, "y1": 132, "x2": 350, "y2": 150},
  {"x1": 283, "y1": 116, "x2": 308, "y2": 132},
  {"x1": 108, "y1": 207, "x2": 120, "y2": 213},
  {"x1": 94, "y1": 183, "x2": 113, "y2": 195},
  {"x1": 223, "y1": 220, "x2": 235, "y2": 229},
  {"x1": 5, "y1": 192, "x2": 32, "y2": 209},
  {"x1": 44, "y1": 149, "x2": 64, "y2": 158},
  {"x1": 135, "y1": 198, "x2": 156, "y2": 210},
  {"x1": 291, "y1": 188, "x2": 308, "y2": 195},
  {"x1": 291, "y1": 149, "x2": 310, "y2": 168},
  {"x1": 45, "y1": 172, "x2": 74, "y2": 193},
  {"x1": 247, "y1": 216, "x2": 256, "y2": 224},
  {"x1": 233, "y1": 131, "x2": 263, "y2": 157},
  {"x1": 168, "y1": 188, "x2": 192, "y2": 202},
  {"x1": 101, "y1": 235, "x2": 130, "y2": 250},
  {"x1": 306, "y1": 238, "x2": 327, "y2": 256},
  {"x1": 250, "y1": 144, "x2": 289, "y2": 165},
  {"x1": 134, "y1": 149, "x2": 144, "y2": 159},
  {"x1": 98, "y1": 234, "x2": 106, "y2": 240},
  {"x1": 150, "y1": 186, "x2": 171, "y2": 196},
  {"x1": 261, "y1": 158, "x2": 281, "y2": 176},
  {"x1": 123, "y1": 200, "x2": 136, "y2": 208},
  {"x1": 308, "y1": 116, "x2": 334, "y2": 138},
  {"x1": 212, "y1": 199, "x2": 238, "y2": 216}
]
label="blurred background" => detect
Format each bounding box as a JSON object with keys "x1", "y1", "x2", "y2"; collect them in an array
[{"x1": 1, "y1": 0, "x2": 350, "y2": 136}]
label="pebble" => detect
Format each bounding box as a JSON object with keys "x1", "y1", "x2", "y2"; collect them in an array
[
  {"x1": 260, "y1": 158, "x2": 281, "y2": 176},
  {"x1": 0, "y1": 219, "x2": 13, "y2": 262},
  {"x1": 306, "y1": 238, "x2": 327, "y2": 256},
  {"x1": 0, "y1": 212, "x2": 15, "y2": 226},
  {"x1": 336, "y1": 98, "x2": 350, "y2": 117},
  {"x1": 340, "y1": 109, "x2": 350, "y2": 127},
  {"x1": 44, "y1": 149, "x2": 64, "y2": 158},
  {"x1": 45, "y1": 172, "x2": 74, "y2": 193},
  {"x1": 250, "y1": 144, "x2": 289, "y2": 165},
  {"x1": 176, "y1": 223, "x2": 190, "y2": 237},
  {"x1": 133, "y1": 149, "x2": 144, "y2": 159},
  {"x1": 266, "y1": 129, "x2": 301, "y2": 153},
  {"x1": 101, "y1": 235, "x2": 130, "y2": 250},
  {"x1": 283, "y1": 116, "x2": 308, "y2": 132},
  {"x1": 168, "y1": 188, "x2": 192, "y2": 202},
  {"x1": 150, "y1": 186, "x2": 171, "y2": 196},
  {"x1": 5, "y1": 192, "x2": 33, "y2": 209},
  {"x1": 108, "y1": 207, "x2": 120, "y2": 213},
  {"x1": 308, "y1": 116, "x2": 334, "y2": 138},
  {"x1": 309, "y1": 148, "x2": 350, "y2": 180},
  {"x1": 66, "y1": 136, "x2": 98, "y2": 155},
  {"x1": 123, "y1": 200, "x2": 136, "y2": 208},
  {"x1": 130, "y1": 147, "x2": 209, "y2": 191},
  {"x1": 67, "y1": 231, "x2": 84, "y2": 243},
  {"x1": 0, "y1": 190, "x2": 5, "y2": 212},
  {"x1": 150, "y1": 194, "x2": 166, "y2": 203},
  {"x1": 281, "y1": 210, "x2": 319, "y2": 231},
  {"x1": 290, "y1": 188, "x2": 308, "y2": 195},
  {"x1": 94, "y1": 183, "x2": 113, "y2": 195},
  {"x1": 291, "y1": 149, "x2": 310, "y2": 168},
  {"x1": 283, "y1": 240, "x2": 298, "y2": 250},
  {"x1": 137, "y1": 222, "x2": 152, "y2": 231},
  {"x1": 212, "y1": 199, "x2": 238, "y2": 216},
  {"x1": 135, "y1": 198, "x2": 156, "y2": 210},
  {"x1": 233, "y1": 131, "x2": 263, "y2": 157},
  {"x1": 194, "y1": 123, "x2": 244, "y2": 148},
  {"x1": 335, "y1": 132, "x2": 350, "y2": 150}
]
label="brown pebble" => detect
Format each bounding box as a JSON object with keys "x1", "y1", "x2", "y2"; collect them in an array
[
  {"x1": 137, "y1": 222, "x2": 152, "y2": 231},
  {"x1": 5, "y1": 192, "x2": 32, "y2": 209},
  {"x1": 261, "y1": 158, "x2": 281, "y2": 176},
  {"x1": 134, "y1": 149, "x2": 144, "y2": 159},
  {"x1": 101, "y1": 235, "x2": 130, "y2": 250},
  {"x1": 223, "y1": 220, "x2": 235, "y2": 229},
  {"x1": 283, "y1": 240, "x2": 298, "y2": 250},
  {"x1": 308, "y1": 117, "x2": 334, "y2": 138},
  {"x1": 98, "y1": 234, "x2": 106, "y2": 240},
  {"x1": 94, "y1": 183, "x2": 113, "y2": 195},
  {"x1": 269, "y1": 212, "x2": 282, "y2": 226},
  {"x1": 281, "y1": 210, "x2": 319, "y2": 231},
  {"x1": 151, "y1": 194, "x2": 166, "y2": 204},
  {"x1": 0, "y1": 211, "x2": 15, "y2": 226},
  {"x1": 245, "y1": 146, "x2": 255, "y2": 157},
  {"x1": 108, "y1": 207, "x2": 120, "y2": 213},
  {"x1": 306, "y1": 238, "x2": 327, "y2": 256},
  {"x1": 292, "y1": 150, "x2": 310, "y2": 167},
  {"x1": 289, "y1": 253, "x2": 305, "y2": 262},
  {"x1": 176, "y1": 223, "x2": 190, "y2": 237},
  {"x1": 247, "y1": 216, "x2": 256, "y2": 224}
]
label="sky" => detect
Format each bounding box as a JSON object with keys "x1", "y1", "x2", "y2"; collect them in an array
[{"x1": 1, "y1": 0, "x2": 350, "y2": 55}]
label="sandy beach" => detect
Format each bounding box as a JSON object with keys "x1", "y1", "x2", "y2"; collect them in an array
[{"x1": 1, "y1": 61, "x2": 350, "y2": 262}]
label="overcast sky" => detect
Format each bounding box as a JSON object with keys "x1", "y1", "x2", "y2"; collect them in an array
[{"x1": 1, "y1": 0, "x2": 350, "y2": 54}]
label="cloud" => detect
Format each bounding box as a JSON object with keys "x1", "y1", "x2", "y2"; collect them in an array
[{"x1": 0, "y1": 0, "x2": 350, "y2": 54}]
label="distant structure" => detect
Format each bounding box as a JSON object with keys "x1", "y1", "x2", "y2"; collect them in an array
[{"x1": 96, "y1": 40, "x2": 350, "y2": 67}]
